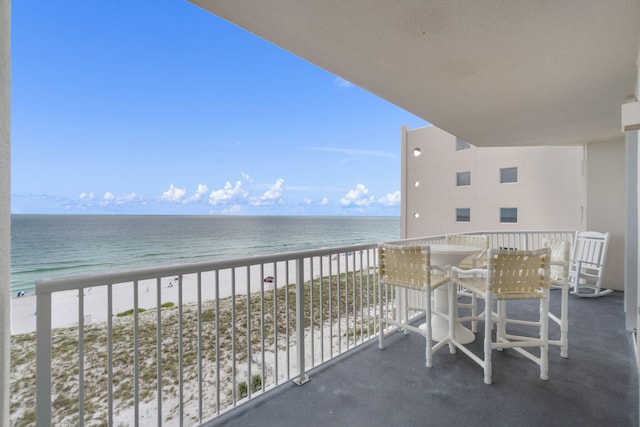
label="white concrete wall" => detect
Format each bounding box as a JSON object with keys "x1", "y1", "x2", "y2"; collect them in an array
[
  {"x1": 586, "y1": 139, "x2": 626, "y2": 291},
  {"x1": 0, "y1": 0, "x2": 10, "y2": 424},
  {"x1": 403, "y1": 125, "x2": 586, "y2": 232},
  {"x1": 403, "y1": 124, "x2": 626, "y2": 291}
]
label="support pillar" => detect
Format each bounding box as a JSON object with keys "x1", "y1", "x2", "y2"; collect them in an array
[
  {"x1": 0, "y1": 0, "x2": 11, "y2": 425},
  {"x1": 622, "y1": 101, "x2": 640, "y2": 363}
]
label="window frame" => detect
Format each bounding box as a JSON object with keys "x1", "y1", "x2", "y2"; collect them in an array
[
  {"x1": 456, "y1": 171, "x2": 471, "y2": 187},
  {"x1": 500, "y1": 166, "x2": 518, "y2": 184},
  {"x1": 500, "y1": 207, "x2": 518, "y2": 224},
  {"x1": 456, "y1": 208, "x2": 471, "y2": 223}
]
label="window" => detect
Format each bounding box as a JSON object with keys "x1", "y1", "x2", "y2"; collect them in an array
[
  {"x1": 456, "y1": 138, "x2": 472, "y2": 151},
  {"x1": 500, "y1": 167, "x2": 518, "y2": 183},
  {"x1": 500, "y1": 208, "x2": 518, "y2": 224},
  {"x1": 456, "y1": 208, "x2": 471, "y2": 222},
  {"x1": 456, "y1": 171, "x2": 471, "y2": 186}
]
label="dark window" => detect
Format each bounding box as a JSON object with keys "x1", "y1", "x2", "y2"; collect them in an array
[
  {"x1": 500, "y1": 167, "x2": 518, "y2": 183},
  {"x1": 456, "y1": 171, "x2": 471, "y2": 186},
  {"x1": 500, "y1": 208, "x2": 518, "y2": 223},
  {"x1": 456, "y1": 208, "x2": 471, "y2": 222}
]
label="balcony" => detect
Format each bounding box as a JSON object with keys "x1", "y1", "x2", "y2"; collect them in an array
[
  {"x1": 206, "y1": 291, "x2": 636, "y2": 427},
  {"x1": 18, "y1": 231, "x2": 638, "y2": 426}
]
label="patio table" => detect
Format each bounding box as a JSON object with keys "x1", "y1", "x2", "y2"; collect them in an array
[{"x1": 420, "y1": 244, "x2": 482, "y2": 344}]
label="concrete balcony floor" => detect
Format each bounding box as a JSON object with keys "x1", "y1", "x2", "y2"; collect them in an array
[{"x1": 205, "y1": 291, "x2": 638, "y2": 427}]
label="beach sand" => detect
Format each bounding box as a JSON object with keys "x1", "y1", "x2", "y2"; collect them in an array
[
  {"x1": 10, "y1": 252, "x2": 375, "y2": 335},
  {"x1": 9, "y1": 252, "x2": 379, "y2": 425}
]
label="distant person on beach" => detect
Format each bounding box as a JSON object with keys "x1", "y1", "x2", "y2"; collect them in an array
[{"x1": 16, "y1": 290, "x2": 26, "y2": 297}]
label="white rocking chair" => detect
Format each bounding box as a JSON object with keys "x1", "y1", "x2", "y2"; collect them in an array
[{"x1": 569, "y1": 231, "x2": 611, "y2": 297}]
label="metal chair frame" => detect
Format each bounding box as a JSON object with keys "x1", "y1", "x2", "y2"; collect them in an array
[
  {"x1": 450, "y1": 248, "x2": 551, "y2": 384},
  {"x1": 378, "y1": 243, "x2": 450, "y2": 367}
]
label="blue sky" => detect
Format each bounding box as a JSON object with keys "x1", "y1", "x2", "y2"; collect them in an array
[{"x1": 11, "y1": 1, "x2": 428, "y2": 216}]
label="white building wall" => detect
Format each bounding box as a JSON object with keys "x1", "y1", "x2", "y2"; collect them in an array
[
  {"x1": 586, "y1": 140, "x2": 626, "y2": 292},
  {"x1": 402, "y1": 124, "x2": 625, "y2": 291}
]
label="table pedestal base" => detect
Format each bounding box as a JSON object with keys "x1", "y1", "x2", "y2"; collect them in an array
[
  {"x1": 419, "y1": 285, "x2": 476, "y2": 345},
  {"x1": 420, "y1": 316, "x2": 476, "y2": 344}
]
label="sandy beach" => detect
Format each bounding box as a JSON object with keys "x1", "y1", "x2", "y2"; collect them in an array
[
  {"x1": 9, "y1": 251, "x2": 380, "y2": 425},
  {"x1": 10, "y1": 252, "x2": 375, "y2": 335}
]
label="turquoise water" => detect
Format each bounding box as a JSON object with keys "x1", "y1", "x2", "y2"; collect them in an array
[{"x1": 10, "y1": 215, "x2": 400, "y2": 294}]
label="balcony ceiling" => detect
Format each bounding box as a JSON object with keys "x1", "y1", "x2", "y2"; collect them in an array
[{"x1": 189, "y1": 0, "x2": 640, "y2": 147}]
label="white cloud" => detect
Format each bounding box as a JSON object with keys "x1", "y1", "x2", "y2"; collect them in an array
[
  {"x1": 251, "y1": 178, "x2": 284, "y2": 206},
  {"x1": 185, "y1": 184, "x2": 209, "y2": 203},
  {"x1": 340, "y1": 184, "x2": 374, "y2": 208},
  {"x1": 334, "y1": 77, "x2": 354, "y2": 88},
  {"x1": 79, "y1": 192, "x2": 94, "y2": 201},
  {"x1": 378, "y1": 190, "x2": 401, "y2": 207},
  {"x1": 99, "y1": 192, "x2": 115, "y2": 206},
  {"x1": 304, "y1": 197, "x2": 329, "y2": 206},
  {"x1": 117, "y1": 192, "x2": 139, "y2": 204},
  {"x1": 160, "y1": 184, "x2": 186, "y2": 203},
  {"x1": 209, "y1": 181, "x2": 246, "y2": 205},
  {"x1": 97, "y1": 191, "x2": 140, "y2": 206},
  {"x1": 241, "y1": 172, "x2": 253, "y2": 183}
]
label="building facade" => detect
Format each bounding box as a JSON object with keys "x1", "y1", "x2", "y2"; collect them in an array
[{"x1": 401, "y1": 124, "x2": 624, "y2": 291}]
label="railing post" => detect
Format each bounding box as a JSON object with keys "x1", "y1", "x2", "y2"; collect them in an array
[
  {"x1": 294, "y1": 258, "x2": 310, "y2": 385},
  {"x1": 36, "y1": 291, "x2": 52, "y2": 426}
]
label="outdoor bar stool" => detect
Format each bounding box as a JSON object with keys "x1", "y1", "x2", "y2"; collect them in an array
[
  {"x1": 499, "y1": 240, "x2": 570, "y2": 358},
  {"x1": 450, "y1": 248, "x2": 551, "y2": 384},
  {"x1": 378, "y1": 243, "x2": 451, "y2": 368}
]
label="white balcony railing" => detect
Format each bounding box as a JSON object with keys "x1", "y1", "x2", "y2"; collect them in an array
[
  {"x1": 34, "y1": 230, "x2": 576, "y2": 426},
  {"x1": 35, "y1": 244, "x2": 382, "y2": 426}
]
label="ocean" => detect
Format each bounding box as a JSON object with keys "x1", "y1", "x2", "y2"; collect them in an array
[{"x1": 10, "y1": 214, "x2": 400, "y2": 295}]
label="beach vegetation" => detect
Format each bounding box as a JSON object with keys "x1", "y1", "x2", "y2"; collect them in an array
[
  {"x1": 238, "y1": 381, "x2": 248, "y2": 399},
  {"x1": 116, "y1": 308, "x2": 147, "y2": 317},
  {"x1": 9, "y1": 269, "x2": 380, "y2": 425},
  {"x1": 238, "y1": 374, "x2": 262, "y2": 399}
]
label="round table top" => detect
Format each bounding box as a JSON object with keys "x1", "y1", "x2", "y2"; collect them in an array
[{"x1": 429, "y1": 244, "x2": 483, "y2": 255}]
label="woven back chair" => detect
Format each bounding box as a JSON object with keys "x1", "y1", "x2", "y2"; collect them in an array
[
  {"x1": 569, "y1": 231, "x2": 611, "y2": 297},
  {"x1": 378, "y1": 243, "x2": 450, "y2": 368},
  {"x1": 450, "y1": 248, "x2": 551, "y2": 384}
]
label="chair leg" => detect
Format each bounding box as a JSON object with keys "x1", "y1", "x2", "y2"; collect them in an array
[
  {"x1": 402, "y1": 288, "x2": 409, "y2": 334},
  {"x1": 539, "y1": 294, "x2": 549, "y2": 381},
  {"x1": 470, "y1": 293, "x2": 478, "y2": 333},
  {"x1": 448, "y1": 283, "x2": 456, "y2": 355},
  {"x1": 378, "y1": 284, "x2": 385, "y2": 350},
  {"x1": 425, "y1": 286, "x2": 433, "y2": 368},
  {"x1": 560, "y1": 283, "x2": 568, "y2": 358},
  {"x1": 483, "y1": 292, "x2": 493, "y2": 385},
  {"x1": 496, "y1": 300, "x2": 506, "y2": 351}
]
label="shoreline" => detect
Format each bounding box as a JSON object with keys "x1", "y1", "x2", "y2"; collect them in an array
[{"x1": 10, "y1": 253, "x2": 374, "y2": 335}]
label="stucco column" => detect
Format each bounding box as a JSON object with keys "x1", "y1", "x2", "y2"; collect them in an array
[
  {"x1": 622, "y1": 101, "x2": 640, "y2": 363},
  {"x1": 0, "y1": 0, "x2": 10, "y2": 425}
]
